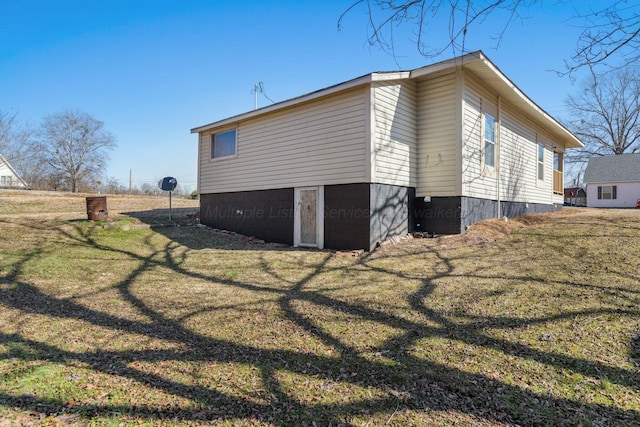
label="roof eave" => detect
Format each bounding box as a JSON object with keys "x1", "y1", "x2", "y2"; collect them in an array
[
  {"x1": 191, "y1": 51, "x2": 584, "y2": 150},
  {"x1": 191, "y1": 74, "x2": 376, "y2": 134},
  {"x1": 412, "y1": 51, "x2": 583, "y2": 149},
  {"x1": 467, "y1": 52, "x2": 583, "y2": 149}
]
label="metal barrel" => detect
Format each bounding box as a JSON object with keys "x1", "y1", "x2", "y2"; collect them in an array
[{"x1": 86, "y1": 196, "x2": 108, "y2": 221}]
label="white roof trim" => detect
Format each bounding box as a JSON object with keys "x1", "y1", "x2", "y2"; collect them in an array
[
  {"x1": 190, "y1": 71, "x2": 415, "y2": 134},
  {"x1": 191, "y1": 74, "x2": 373, "y2": 134},
  {"x1": 371, "y1": 71, "x2": 411, "y2": 81},
  {"x1": 409, "y1": 51, "x2": 483, "y2": 78},
  {"x1": 470, "y1": 52, "x2": 582, "y2": 149},
  {"x1": 410, "y1": 51, "x2": 582, "y2": 149},
  {"x1": 191, "y1": 51, "x2": 583, "y2": 149}
]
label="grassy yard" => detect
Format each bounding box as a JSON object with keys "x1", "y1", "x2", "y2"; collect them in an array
[{"x1": 0, "y1": 190, "x2": 638, "y2": 426}]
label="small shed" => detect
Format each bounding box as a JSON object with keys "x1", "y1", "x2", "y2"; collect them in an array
[{"x1": 563, "y1": 187, "x2": 586, "y2": 206}]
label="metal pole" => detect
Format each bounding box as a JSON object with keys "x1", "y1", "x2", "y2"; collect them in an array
[
  {"x1": 497, "y1": 96, "x2": 502, "y2": 219},
  {"x1": 254, "y1": 83, "x2": 258, "y2": 110},
  {"x1": 169, "y1": 190, "x2": 173, "y2": 222}
]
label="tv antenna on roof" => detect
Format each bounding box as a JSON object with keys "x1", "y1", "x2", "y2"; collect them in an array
[{"x1": 251, "y1": 81, "x2": 275, "y2": 110}]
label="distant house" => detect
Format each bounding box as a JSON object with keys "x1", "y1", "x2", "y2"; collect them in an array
[
  {"x1": 0, "y1": 153, "x2": 29, "y2": 189},
  {"x1": 583, "y1": 154, "x2": 640, "y2": 208},
  {"x1": 564, "y1": 187, "x2": 586, "y2": 206},
  {"x1": 191, "y1": 51, "x2": 583, "y2": 251}
]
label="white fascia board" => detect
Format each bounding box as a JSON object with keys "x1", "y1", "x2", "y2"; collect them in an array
[
  {"x1": 371, "y1": 71, "x2": 411, "y2": 81},
  {"x1": 409, "y1": 51, "x2": 483, "y2": 79},
  {"x1": 477, "y1": 56, "x2": 583, "y2": 149},
  {"x1": 409, "y1": 50, "x2": 583, "y2": 150},
  {"x1": 191, "y1": 75, "x2": 374, "y2": 134}
]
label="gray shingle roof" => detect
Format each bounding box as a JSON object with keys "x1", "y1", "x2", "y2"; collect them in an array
[{"x1": 583, "y1": 153, "x2": 640, "y2": 183}]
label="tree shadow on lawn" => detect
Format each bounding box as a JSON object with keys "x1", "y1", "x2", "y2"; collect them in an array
[
  {"x1": 0, "y1": 219, "x2": 639, "y2": 425},
  {"x1": 121, "y1": 208, "x2": 296, "y2": 252},
  {"x1": 121, "y1": 208, "x2": 199, "y2": 225}
]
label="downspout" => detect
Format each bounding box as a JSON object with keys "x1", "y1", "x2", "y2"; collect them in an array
[{"x1": 497, "y1": 96, "x2": 502, "y2": 218}]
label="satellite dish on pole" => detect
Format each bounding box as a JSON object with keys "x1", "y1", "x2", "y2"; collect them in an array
[
  {"x1": 158, "y1": 177, "x2": 177, "y2": 192},
  {"x1": 158, "y1": 177, "x2": 178, "y2": 221}
]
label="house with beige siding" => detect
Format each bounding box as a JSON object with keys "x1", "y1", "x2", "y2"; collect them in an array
[{"x1": 191, "y1": 51, "x2": 583, "y2": 251}]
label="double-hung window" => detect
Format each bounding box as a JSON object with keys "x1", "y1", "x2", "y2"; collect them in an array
[
  {"x1": 483, "y1": 113, "x2": 496, "y2": 168},
  {"x1": 537, "y1": 143, "x2": 544, "y2": 181},
  {"x1": 597, "y1": 185, "x2": 617, "y2": 200},
  {"x1": 211, "y1": 129, "x2": 237, "y2": 159}
]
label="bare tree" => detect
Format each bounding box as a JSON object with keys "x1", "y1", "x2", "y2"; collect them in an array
[
  {"x1": 565, "y1": 66, "x2": 640, "y2": 164},
  {"x1": 37, "y1": 110, "x2": 116, "y2": 193},
  {"x1": 140, "y1": 182, "x2": 162, "y2": 196},
  {"x1": 339, "y1": 1, "x2": 640, "y2": 74},
  {"x1": 0, "y1": 111, "x2": 16, "y2": 151},
  {"x1": 0, "y1": 111, "x2": 33, "y2": 168},
  {"x1": 103, "y1": 176, "x2": 128, "y2": 194}
]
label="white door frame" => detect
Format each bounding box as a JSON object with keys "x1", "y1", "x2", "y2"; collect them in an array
[{"x1": 294, "y1": 186, "x2": 324, "y2": 249}]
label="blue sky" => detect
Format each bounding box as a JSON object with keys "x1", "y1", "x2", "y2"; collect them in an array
[{"x1": 1, "y1": 1, "x2": 590, "y2": 192}]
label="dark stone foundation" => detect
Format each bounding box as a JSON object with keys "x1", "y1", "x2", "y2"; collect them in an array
[
  {"x1": 200, "y1": 183, "x2": 414, "y2": 251},
  {"x1": 415, "y1": 196, "x2": 558, "y2": 234},
  {"x1": 200, "y1": 187, "x2": 558, "y2": 249}
]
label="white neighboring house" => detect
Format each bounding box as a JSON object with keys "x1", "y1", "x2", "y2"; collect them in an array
[
  {"x1": 584, "y1": 153, "x2": 640, "y2": 208},
  {"x1": 0, "y1": 153, "x2": 29, "y2": 189}
]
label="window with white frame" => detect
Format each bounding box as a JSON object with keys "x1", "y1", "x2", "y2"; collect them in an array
[
  {"x1": 537, "y1": 143, "x2": 544, "y2": 181},
  {"x1": 211, "y1": 129, "x2": 237, "y2": 159},
  {"x1": 598, "y1": 185, "x2": 617, "y2": 200},
  {"x1": 483, "y1": 113, "x2": 496, "y2": 168}
]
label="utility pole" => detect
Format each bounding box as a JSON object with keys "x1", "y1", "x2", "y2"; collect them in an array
[{"x1": 129, "y1": 169, "x2": 132, "y2": 193}]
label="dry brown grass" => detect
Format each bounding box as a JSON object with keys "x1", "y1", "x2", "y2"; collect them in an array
[
  {"x1": 0, "y1": 190, "x2": 638, "y2": 426},
  {"x1": 0, "y1": 189, "x2": 198, "y2": 220}
]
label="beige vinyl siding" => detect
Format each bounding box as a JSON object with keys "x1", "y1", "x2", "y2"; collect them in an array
[
  {"x1": 461, "y1": 76, "x2": 485, "y2": 197},
  {"x1": 372, "y1": 80, "x2": 417, "y2": 187},
  {"x1": 498, "y1": 106, "x2": 558, "y2": 204},
  {"x1": 462, "y1": 72, "x2": 560, "y2": 204},
  {"x1": 499, "y1": 110, "x2": 537, "y2": 202},
  {"x1": 416, "y1": 72, "x2": 459, "y2": 197},
  {"x1": 461, "y1": 71, "x2": 501, "y2": 200},
  {"x1": 198, "y1": 88, "x2": 368, "y2": 193}
]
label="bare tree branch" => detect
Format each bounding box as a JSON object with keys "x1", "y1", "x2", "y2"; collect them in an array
[
  {"x1": 565, "y1": 66, "x2": 640, "y2": 163},
  {"x1": 339, "y1": 0, "x2": 536, "y2": 61},
  {"x1": 560, "y1": 2, "x2": 640, "y2": 76},
  {"x1": 340, "y1": 1, "x2": 640, "y2": 75}
]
